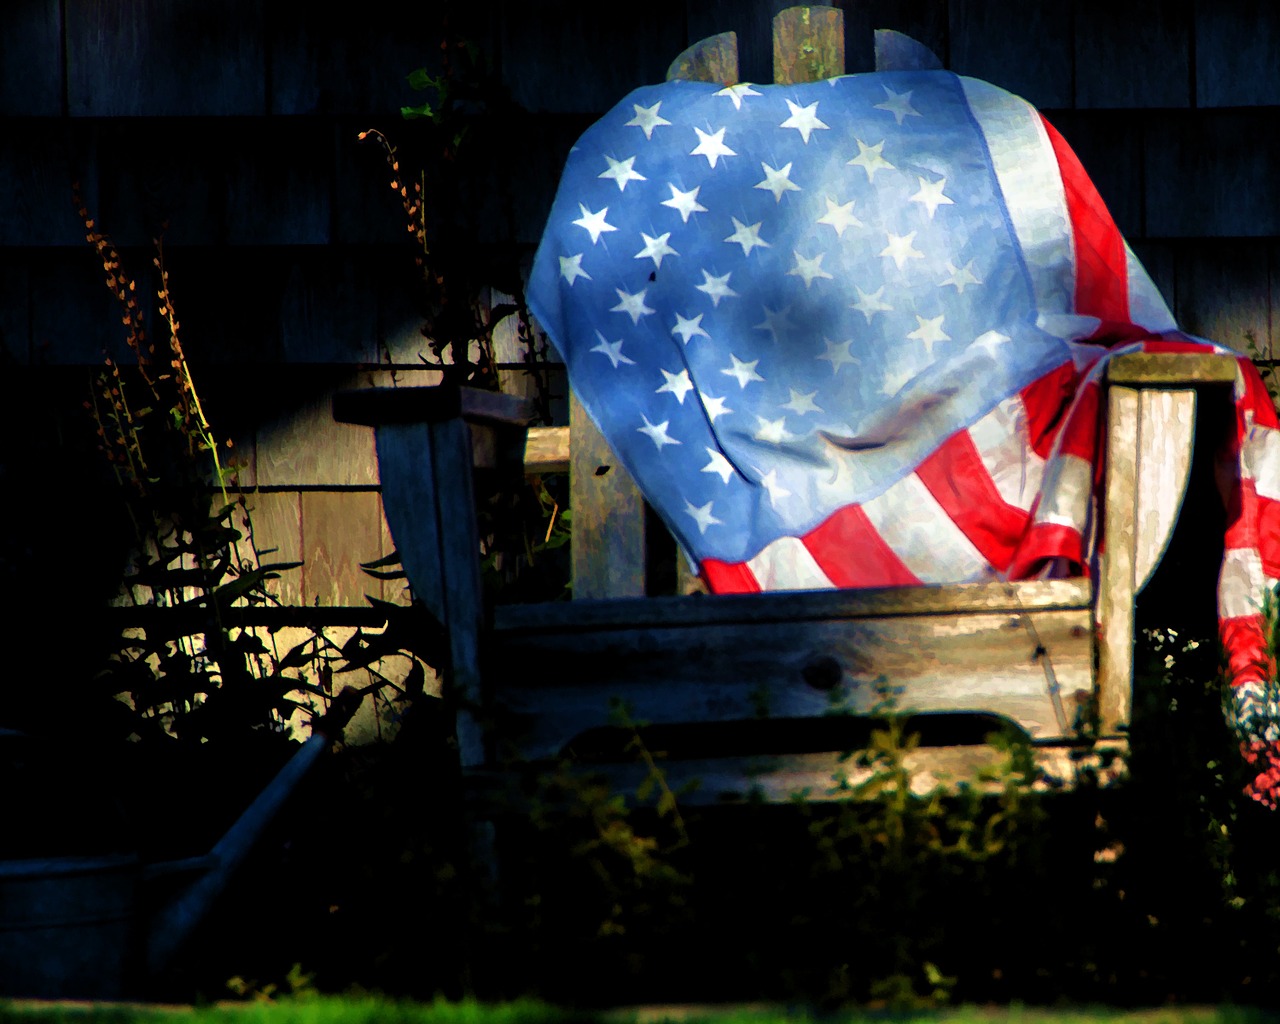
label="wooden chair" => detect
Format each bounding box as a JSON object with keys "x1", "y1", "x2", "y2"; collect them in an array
[{"x1": 334, "y1": 8, "x2": 1239, "y2": 803}]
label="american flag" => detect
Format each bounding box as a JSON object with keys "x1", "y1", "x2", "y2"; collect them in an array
[{"x1": 527, "y1": 70, "x2": 1280, "y2": 791}]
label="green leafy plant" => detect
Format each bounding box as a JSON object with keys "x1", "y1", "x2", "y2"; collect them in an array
[{"x1": 74, "y1": 191, "x2": 413, "y2": 748}]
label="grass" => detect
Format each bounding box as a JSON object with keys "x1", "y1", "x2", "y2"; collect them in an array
[{"x1": 0, "y1": 998, "x2": 1277, "y2": 1024}]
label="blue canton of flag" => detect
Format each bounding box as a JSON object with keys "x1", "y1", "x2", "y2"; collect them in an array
[{"x1": 527, "y1": 72, "x2": 1117, "y2": 578}]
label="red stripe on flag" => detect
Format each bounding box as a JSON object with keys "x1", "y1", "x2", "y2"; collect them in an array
[
  {"x1": 701, "y1": 559, "x2": 762, "y2": 594},
  {"x1": 915, "y1": 432, "x2": 1027, "y2": 572},
  {"x1": 1020, "y1": 361, "x2": 1080, "y2": 459},
  {"x1": 1223, "y1": 480, "x2": 1280, "y2": 582},
  {"x1": 1040, "y1": 115, "x2": 1130, "y2": 324},
  {"x1": 1007, "y1": 522, "x2": 1088, "y2": 580},
  {"x1": 1221, "y1": 613, "x2": 1271, "y2": 690},
  {"x1": 801, "y1": 504, "x2": 922, "y2": 589}
]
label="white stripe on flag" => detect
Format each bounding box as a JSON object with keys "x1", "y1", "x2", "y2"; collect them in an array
[
  {"x1": 960, "y1": 76, "x2": 1074, "y2": 319},
  {"x1": 1243, "y1": 422, "x2": 1280, "y2": 503},
  {"x1": 861, "y1": 472, "x2": 993, "y2": 583},
  {"x1": 1034, "y1": 452, "x2": 1092, "y2": 529},
  {"x1": 1220, "y1": 546, "x2": 1277, "y2": 621},
  {"x1": 746, "y1": 535, "x2": 836, "y2": 591},
  {"x1": 967, "y1": 395, "x2": 1044, "y2": 512},
  {"x1": 1123, "y1": 242, "x2": 1177, "y2": 333}
]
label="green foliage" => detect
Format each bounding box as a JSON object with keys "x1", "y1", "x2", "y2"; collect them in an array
[{"x1": 73, "y1": 195, "x2": 414, "y2": 749}]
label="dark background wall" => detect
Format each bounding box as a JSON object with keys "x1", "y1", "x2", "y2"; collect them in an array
[{"x1": 1, "y1": 0, "x2": 1276, "y2": 614}]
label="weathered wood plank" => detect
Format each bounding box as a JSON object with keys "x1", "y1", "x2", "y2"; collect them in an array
[
  {"x1": 1145, "y1": 110, "x2": 1280, "y2": 238},
  {"x1": 242, "y1": 490, "x2": 304, "y2": 607},
  {"x1": 475, "y1": 743, "x2": 1125, "y2": 807},
  {"x1": 1073, "y1": 0, "x2": 1191, "y2": 109},
  {"x1": 569, "y1": 390, "x2": 646, "y2": 599},
  {"x1": 1128, "y1": 240, "x2": 1176, "y2": 314},
  {"x1": 265, "y1": 1, "x2": 488, "y2": 116},
  {"x1": 667, "y1": 30, "x2": 739, "y2": 85},
  {"x1": 1096, "y1": 386, "x2": 1140, "y2": 738},
  {"x1": 948, "y1": 0, "x2": 1071, "y2": 109},
  {"x1": 0, "y1": 123, "x2": 84, "y2": 246},
  {"x1": 222, "y1": 127, "x2": 334, "y2": 247},
  {"x1": 0, "y1": 0, "x2": 63, "y2": 116},
  {"x1": 491, "y1": 605, "x2": 1093, "y2": 758},
  {"x1": 375, "y1": 422, "x2": 447, "y2": 626},
  {"x1": 1106, "y1": 352, "x2": 1238, "y2": 386},
  {"x1": 27, "y1": 250, "x2": 137, "y2": 364},
  {"x1": 376, "y1": 498, "x2": 410, "y2": 606},
  {"x1": 496, "y1": 577, "x2": 1091, "y2": 631},
  {"x1": 1041, "y1": 112, "x2": 1143, "y2": 241},
  {"x1": 841, "y1": 0, "x2": 949, "y2": 76},
  {"x1": 525, "y1": 426, "x2": 570, "y2": 474},
  {"x1": 300, "y1": 491, "x2": 385, "y2": 607},
  {"x1": 65, "y1": 0, "x2": 266, "y2": 116},
  {"x1": 334, "y1": 384, "x2": 532, "y2": 429},
  {"x1": 1133, "y1": 390, "x2": 1196, "y2": 594},
  {"x1": 1172, "y1": 240, "x2": 1272, "y2": 354},
  {"x1": 1194, "y1": 0, "x2": 1280, "y2": 108},
  {"x1": 430, "y1": 417, "x2": 487, "y2": 768},
  {"x1": 773, "y1": 6, "x2": 844, "y2": 84},
  {"x1": 256, "y1": 390, "x2": 380, "y2": 488},
  {"x1": 498, "y1": 0, "x2": 686, "y2": 113}
]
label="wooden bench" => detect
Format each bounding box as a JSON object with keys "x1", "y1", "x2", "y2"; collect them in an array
[{"x1": 334, "y1": 8, "x2": 1240, "y2": 801}]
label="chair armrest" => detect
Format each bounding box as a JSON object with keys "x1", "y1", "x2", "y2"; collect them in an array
[
  {"x1": 332, "y1": 383, "x2": 534, "y2": 428},
  {"x1": 1106, "y1": 351, "x2": 1237, "y2": 386},
  {"x1": 1095, "y1": 351, "x2": 1235, "y2": 737}
]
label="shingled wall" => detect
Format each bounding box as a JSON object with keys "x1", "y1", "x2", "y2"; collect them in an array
[{"x1": 1, "y1": 0, "x2": 1275, "y2": 631}]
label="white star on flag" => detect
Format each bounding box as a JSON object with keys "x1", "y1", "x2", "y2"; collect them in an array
[
  {"x1": 691, "y1": 126, "x2": 736, "y2": 168},
  {"x1": 590, "y1": 331, "x2": 635, "y2": 368},
  {"x1": 635, "y1": 232, "x2": 678, "y2": 268},
  {"x1": 818, "y1": 337, "x2": 858, "y2": 374},
  {"x1": 754, "y1": 161, "x2": 801, "y2": 202},
  {"x1": 754, "y1": 415, "x2": 795, "y2": 444},
  {"x1": 715, "y1": 82, "x2": 761, "y2": 110},
  {"x1": 638, "y1": 415, "x2": 681, "y2": 449},
  {"x1": 725, "y1": 217, "x2": 769, "y2": 257},
  {"x1": 722, "y1": 353, "x2": 764, "y2": 388},
  {"x1": 661, "y1": 183, "x2": 708, "y2": 222},
  {"x1": 656, "y1": 367, "x2": 696, "y2": 403},
  {"x1": 572, "y1": 203, "x2": 616, "y2": 244},
  {"x1": 754, "y1": 304, "x2": 795, "y2": 343},
  {"x1": 781, "y1": 388, "x2": 823, "y2": 415},
  {"x1": 598, "y1": 154, "x2": 645, "y2": 191},
  {"x1": 685, "y1": 499, "x2": 723, "y2": 534},
  {"x1": 851, "y1": 285, "x2": 894, "y2": 322},
  {"x1": 788, "y1": 251, "x2": 834, "y2": 288},
  {"x1": 625, "y1": 101, "x2": 671, "y2": 139},
  {"x1": 848, "y1": 139, "x2": 895, "y2": 181},
  {"x1": 874, "y1": 86, "x2": 921, "y2": 125},
  {"x1": 816, "y1": 196, "x2": 864, "y2": 237},
  {"x1": 611, "y1": 287, "x2": 656, "y2": 323},
  {"x1": 696, "y1": 270, "x2": 739, "y2": 306},
  {"x1": 909, "y1": 176, "x2": 954, "y2": 219},
  {"x1": 907, "y1": 314, "x2": 951, "y2": 354},
  {"x1": 779, "y1": 99, "x2": 829, "y2": 143},
  {"x1": 881, "y1": 231, "x2": 925, "y2": 270},
  {"x1": 941, "y1": 260, "x2": 982, "y2": 293},
  {"x1": 702, "y1": 448, "x2": 736, "y2": 484},
  {"x1": 701, "y1": 393, "x2": 732, "y2": 421},
  {"x1": 672, "y1": 312, "x2": 710, "y2": 344},
  {"x1": 559, "y1": 253, "x2": 590, "y2": 285}
]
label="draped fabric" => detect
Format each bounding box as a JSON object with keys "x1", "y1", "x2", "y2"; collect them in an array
[{"x1": 526, "y1": 70, "x2": 1280, "y2": 802}]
